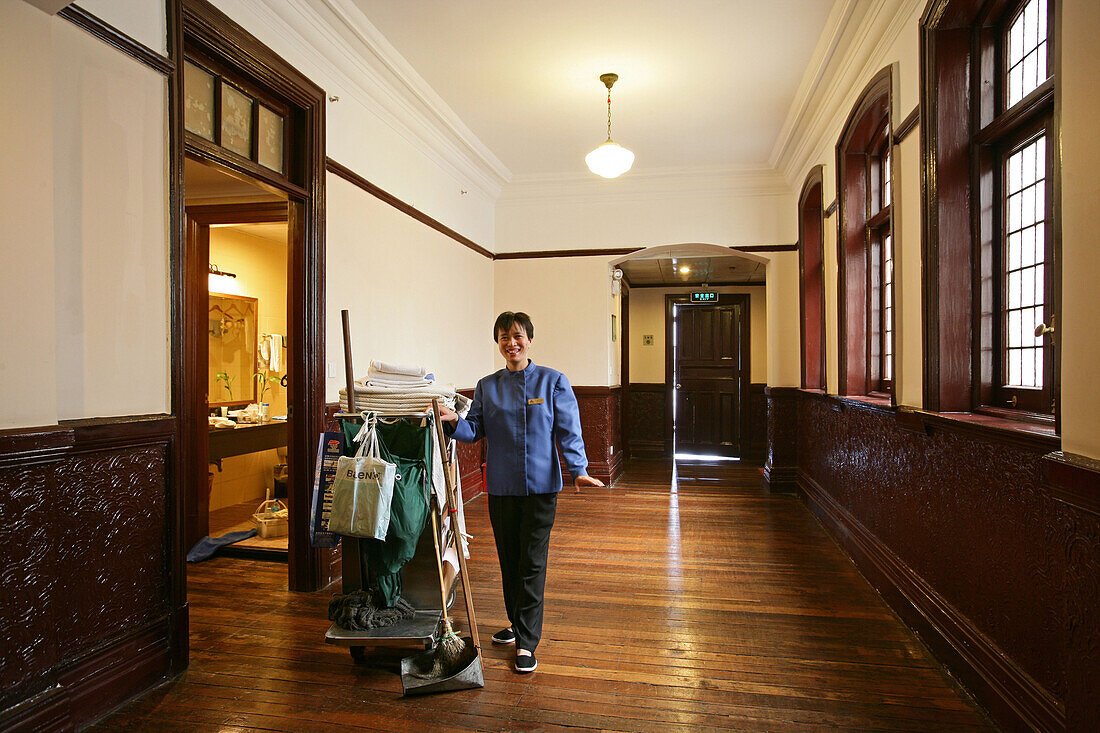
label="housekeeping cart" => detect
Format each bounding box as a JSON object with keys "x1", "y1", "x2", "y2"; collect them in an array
[{"x1": 322, "y1": 310, "x2": 483, "y2": 694}]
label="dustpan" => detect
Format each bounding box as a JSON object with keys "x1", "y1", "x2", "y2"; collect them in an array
[{"x1": 400, "y1": 638, "x2": 483, "y2": 695}]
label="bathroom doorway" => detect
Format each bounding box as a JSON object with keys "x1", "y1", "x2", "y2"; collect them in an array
[{"x1": 185, "y1": 158, "x2": 291, "y2": 559}]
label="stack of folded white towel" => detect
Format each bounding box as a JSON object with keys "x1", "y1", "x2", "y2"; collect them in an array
[{"x1": 338, "y1": 360, "x2": 471, "y2": 416}]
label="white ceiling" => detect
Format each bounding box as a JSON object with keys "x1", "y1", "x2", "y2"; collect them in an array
[{"x1": 354, "y1": 0, "x2": 835, "y2": 179}]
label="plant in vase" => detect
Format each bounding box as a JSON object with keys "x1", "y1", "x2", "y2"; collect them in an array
[
  {"x1": 215, "y1": 371, "x2": 235, "y2": 400},
  {"x1": 254, "y1": 370, "x2": 280, "y2": 421}
]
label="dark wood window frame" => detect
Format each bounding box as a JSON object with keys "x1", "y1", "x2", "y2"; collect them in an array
[
  {"x1": 920, "y1": 0, "x2": 1060, "y2": 427},
  {"x1": 798, "y1": 165, "x2": 826, "y2": 390},
  {"x1": 836, "y1": 66, "x2": 895, "y2": 401}
]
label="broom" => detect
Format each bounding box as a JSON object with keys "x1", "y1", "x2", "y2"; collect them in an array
[{"x1": 412, "y1": 493, "x2": 467, "y2": 679}]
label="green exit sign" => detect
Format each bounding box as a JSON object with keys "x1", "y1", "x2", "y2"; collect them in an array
[{"x1": 691, "y1": 291, "x2": 718, "y2": 303}]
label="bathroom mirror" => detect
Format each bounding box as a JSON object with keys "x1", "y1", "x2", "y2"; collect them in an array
[{"x1": 208, "y1": 292, "x2": 258, "y2": 406}]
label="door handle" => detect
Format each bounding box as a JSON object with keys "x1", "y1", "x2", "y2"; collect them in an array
[{"x1": 675, "y1": 383, "x2": 682, "y2": 389}]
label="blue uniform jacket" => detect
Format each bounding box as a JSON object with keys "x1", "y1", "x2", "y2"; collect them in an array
[{"x1": 449, "y1": 361, "x2": 589, "y2": 496}]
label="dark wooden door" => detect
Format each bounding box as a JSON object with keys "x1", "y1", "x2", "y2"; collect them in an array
[{"x1": 673, "y1": 302, "x2": 743, "y2": 457}]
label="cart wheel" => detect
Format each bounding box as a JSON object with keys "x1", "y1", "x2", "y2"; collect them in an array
[{"x1": 350, "y1": 646, "x2": 367, "y2": 663}]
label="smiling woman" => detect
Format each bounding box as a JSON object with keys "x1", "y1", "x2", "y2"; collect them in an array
[{"x1": 437, "y1": 310, "x2": 604, "y2": 673}]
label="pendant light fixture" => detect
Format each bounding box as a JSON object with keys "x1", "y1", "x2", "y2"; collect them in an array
[{"x1": 585, "y1": 73, "x2": 634, "y2": 178}]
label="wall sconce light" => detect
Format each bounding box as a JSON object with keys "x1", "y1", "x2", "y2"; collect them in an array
[{"x1": 209, "y1": 264, "x2": 236, "y2": 279}]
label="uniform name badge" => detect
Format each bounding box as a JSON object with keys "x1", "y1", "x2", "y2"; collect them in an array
[{"x1": 527, "y1": 398, "x2": 545, "y2": 405}]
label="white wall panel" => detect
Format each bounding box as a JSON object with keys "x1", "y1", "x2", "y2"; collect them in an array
[
  {"x1": 0, "y1": 0, "x2": 58, "y2": 428},
  {"x1": 52, "y1": 19, "x2": 169, "y2": 419},
  {"x1": 326, "y1": 175, "x2": 495, "y2": 396}
]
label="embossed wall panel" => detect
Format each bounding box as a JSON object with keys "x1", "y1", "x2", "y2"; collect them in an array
[
  {"x1": 572, "y1": 388, "x2": 621, "y2": 484},
  {"x1": 796, "y1": 395, "x2": 1100, "y2": 729},
  {"x1": 0, "y1": 420, "x2": 175, "y2": 728},
  {"x1": 56, "y1": 446, "x2": 169, "y2": 655},
  {"x1": 626, "y1": 383, "x2": 666, "y2": 456},
  {"x1": 0, "y1": 463, "x2": 59, "y2": 708}
]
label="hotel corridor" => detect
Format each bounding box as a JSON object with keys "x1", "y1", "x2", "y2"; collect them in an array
[{"x1": 93, "y1": 459, "x2": 992, "y2": 732}]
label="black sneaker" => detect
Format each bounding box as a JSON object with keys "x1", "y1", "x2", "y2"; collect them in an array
[
  {"x1": 491, "y1": 627, "x2": 515, "y2": 645},
  {"x1": 514, "y1": 653, "x2": 537, "y2": 673}
]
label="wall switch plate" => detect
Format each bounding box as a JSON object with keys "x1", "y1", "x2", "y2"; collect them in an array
[{"x1": 327, "y1": 362, "x2": 337, "y2": 378}]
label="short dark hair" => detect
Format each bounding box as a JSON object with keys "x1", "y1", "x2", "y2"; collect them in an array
[{"x1": 494, "y1": 311, "x2": 533, "y2": 341}]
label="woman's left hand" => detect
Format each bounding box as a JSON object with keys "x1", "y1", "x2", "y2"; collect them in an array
[{"x1": 574, "y1": 474, "x2": 605, "y2": 492}]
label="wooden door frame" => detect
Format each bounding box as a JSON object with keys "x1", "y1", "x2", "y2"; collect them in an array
[
  {"x1": 183, "y1": 200, "x2": 288, "y2": 549},
  {"x1": 173, "y1": 0, "x2": 327, "y2": 603},
  {"x1": 664, "y1": 294, "x2": 751, "y2": 457}
]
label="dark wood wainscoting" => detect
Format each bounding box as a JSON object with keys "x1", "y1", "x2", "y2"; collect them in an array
[
  {"x1": 0, "y1": 416, "x2": 179, "y2": 731},
  {"x1": 744, "y1": 383, "x2": 766, "y2": 463},
  {"x1": 791, "y1": 392, "x2": 1099, "y2": 731},
  {"x1": 764, "y1": 386, "x2": 800, "y2": 493},
  {"x1": 625, "y1": 383, "x2": 667, "y2": 457},
  {"x1": 571, "y1": 387, "x2": 622, "y2": 486}
]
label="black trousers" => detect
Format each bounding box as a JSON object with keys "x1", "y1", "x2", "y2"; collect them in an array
[{"x1": 486, "y1": 492, "x2": 558, "y2": 652}]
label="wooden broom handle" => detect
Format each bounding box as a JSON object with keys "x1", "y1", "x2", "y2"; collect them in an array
[{"x1": 431, "y1": 399, "x2": 481, "y2": 651}]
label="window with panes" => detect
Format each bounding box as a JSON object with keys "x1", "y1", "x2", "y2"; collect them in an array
[
  {"x1": 920, "y1": 0, "x2": 1058, "y2": 420},
  {"x1": 867, "y1": 125, "x2": 893, "y2": 395},
  {"x1": 980, "y1": 0, "x2": 1056, "y2": 415}
]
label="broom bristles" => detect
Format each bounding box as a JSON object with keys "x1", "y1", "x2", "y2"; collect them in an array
[{"x1": 412, "y1": 618, "x2": 468, "y2": 679}]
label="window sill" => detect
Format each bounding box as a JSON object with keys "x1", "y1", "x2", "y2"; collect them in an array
[{"x1": 909, "y1": 409, "x2": 1059, "y2": 452}]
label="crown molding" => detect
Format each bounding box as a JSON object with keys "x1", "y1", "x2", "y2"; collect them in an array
[
  {"x1": 498, "y1": 165, "x2": 794, "y2": 207},
  {"x1": 774, "y1": 0, "x2": 925, "y2": 185},
  {"x1": 223, "y1": 0, "x2": 510, "y2": 200},
  {"x1": 768, "y1": 0, "x2": 862, "y2": 170}
]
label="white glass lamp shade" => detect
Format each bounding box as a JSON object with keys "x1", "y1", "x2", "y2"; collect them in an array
[{"x1": 585, "y1": 140, "x2": 635, "y2": 178}]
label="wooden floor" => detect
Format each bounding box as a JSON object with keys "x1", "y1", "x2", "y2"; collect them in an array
[{"x1": 95, "y1": 459, "x2": 994, "y2": 732}]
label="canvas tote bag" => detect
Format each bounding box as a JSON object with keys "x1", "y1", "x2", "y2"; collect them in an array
[{"x1": 328, "y1": 414, "x2": 396, "y2": 540}]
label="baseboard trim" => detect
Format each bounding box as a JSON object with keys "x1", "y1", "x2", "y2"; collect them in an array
[
  {"x1": 797, "y1": 470, "x2": 1064, "y2": 733},
  {"x1": 2, "y1": 616, "x2": 172, "y2": 732},
  {"x1": 763, "y1": 463, "x2": 798, "y2": 494}
]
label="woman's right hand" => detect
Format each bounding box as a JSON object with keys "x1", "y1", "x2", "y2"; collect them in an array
[{"x1": 437, "y1": 404, "x2": 459, "y2": 424}]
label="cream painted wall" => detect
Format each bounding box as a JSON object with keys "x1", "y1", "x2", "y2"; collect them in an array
[
  {"x1": 326, "y1": 174, "x2": 495, "y2": 396},
  {"x1": 496, "y1": 189, "x2": 796, "y2": 254},
  {"x1": 893, "y1": 130, "x2": 922, "y2": 408},
  {"x1": 212, "y1": 0, "x2": 498, "y2": 249},
  {"x1": 52, "y1": 20, "x2": 169, "y2": 421},
  {"x1": 766, "y1": 251, "x2": 802, "y2": 387},
  {"x1": 0, "y1": 3, "x2": 169, "y2": 428},
  {"x1": 493, "y1": 256, "x2": 614, "y2": 387},
  {"x1": 74, "y1": 0, "x2": 167, "y2": 55},
  {"x1": 209, "y1": 227, "x2": 289, "y2": 416},
  {"x1": 1058, "y1": 0, "x2": 1100, "y2": 460},
  {"x1": 627, "y1": 286, "x2": 768, "y2": 385},
  {"x1": 1, "y1": 0, "x2": 57, "y2": 429},
  {"x1": 788, "y1": 1, "x2": 926, "y2": 401}
]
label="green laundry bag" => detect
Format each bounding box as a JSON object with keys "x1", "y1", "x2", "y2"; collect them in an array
[{"x1": 343, "y1": 417, "x2": 431, "y2": 607}]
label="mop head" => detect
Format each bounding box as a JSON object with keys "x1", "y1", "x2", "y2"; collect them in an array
[
  {"x1": 328, "y1": 589, "x2": 414, "y2": 631},
  {"x1": 412, "y1": 618, "x2": 467, "y2": 679}
]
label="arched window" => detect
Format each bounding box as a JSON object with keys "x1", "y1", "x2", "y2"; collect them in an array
[
  {"x1": 921, "y1": 0, "x2": 1058, "y2": 422},
  {"x1": 836, "y1": 67, "x2": 894, "y2": 398},
  {"x1": 798, "y1": 165, "x2": 826, "y2": 390}
]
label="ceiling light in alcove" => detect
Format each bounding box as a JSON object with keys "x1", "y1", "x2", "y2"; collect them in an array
[
  {"x1": 679, "y1": 265, "x2": 691, "y2": 274},
  {"x1": 585, "y1": 73, "x2": 635, "y2": 179}
]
